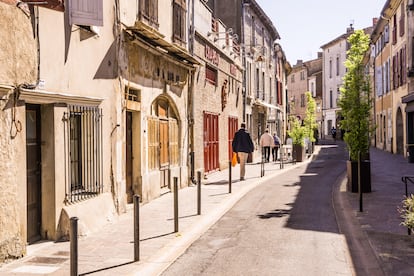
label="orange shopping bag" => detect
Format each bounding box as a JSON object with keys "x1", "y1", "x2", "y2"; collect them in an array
[{"x1": 231, "y1": 152, "x2": 238, "y2": 167}]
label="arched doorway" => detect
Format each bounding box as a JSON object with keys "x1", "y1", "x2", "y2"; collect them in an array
[
  {"x1": 149, "y1": 96, "x2": 180, "y2": 189},
  {"x1": 396, "y1": 108, "x2": 404, "y2": 154}
]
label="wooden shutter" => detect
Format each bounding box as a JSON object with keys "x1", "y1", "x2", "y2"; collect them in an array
[
  {"x1": 169, "y1": 119, "x2": 179, "y2": 166},
  {"x1": 148, "y1": 117, "x2": 159, "y2": 170},
  {"x1": 69, "y1": 0, "x2": 103, "y2": 26}
]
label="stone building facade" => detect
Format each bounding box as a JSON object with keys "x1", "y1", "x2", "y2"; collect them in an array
[
  {"x1": 192, "y1": 0, "x2": 243, "y2": 175},
  {"x1": 0, "y1": 0, "x2": 289, "y2": 264},
  {"x1": 287, "y1": 56, "x2": 322, "y2": 139},
  {"x1": 0, "y1": 1, "x2": 38, "y2": 261},
  {"x1": 206, "y1": 0, "x2": 288, "y2": 150},
  {"x1": 372, "y1": 0, "x2": 408, "y2": 156}
]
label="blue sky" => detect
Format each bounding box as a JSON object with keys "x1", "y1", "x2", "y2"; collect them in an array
[{"x1": 256, "y1": 0, "x2": 385, "y2": 64}]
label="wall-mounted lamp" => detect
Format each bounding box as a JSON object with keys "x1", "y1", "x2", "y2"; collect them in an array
[{"x1": 207, "y1": 28, "x2": 233, "y2": 37}]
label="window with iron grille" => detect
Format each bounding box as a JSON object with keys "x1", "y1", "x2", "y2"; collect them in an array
[
  {"x1": 173, "y1": 0, "x2": 186, "y2": 44},
  {"x1": 139, "y1": 0, "x2": 159, "y2": 28},
  {"x1": 64, "y1": 105, "x2": 103, "y2": 203}
]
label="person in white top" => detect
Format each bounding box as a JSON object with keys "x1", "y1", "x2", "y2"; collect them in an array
[{"x1": 259, "y1": 129, "x2": 274, "y2": 162}]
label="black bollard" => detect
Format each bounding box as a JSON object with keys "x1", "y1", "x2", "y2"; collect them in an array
[
  {"x1": 358, "y1": 152, "x2": 363, "y2": 212},
  {"x1": 261, "y1": 150, "x2": 265, "y2": 177},
  {"x1": 197, "y1": 171, "x2": 201, "y2": 215},
  {"x1": 70, "y1": 217, "x2": 78, "y2": 276},
  {"x1": 174, "y1": 177, "x2": 179, "y2": 232},
  {"x1": 133, "y1": 195, "x2": 140, "y2": 261},
  {"x1": 229, "y1": 161, "x2": 232, "y2": 193}
]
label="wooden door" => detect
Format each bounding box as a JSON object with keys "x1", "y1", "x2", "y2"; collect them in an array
[
  {"x1": 203, "y1": 112, "x2": 219, "y2": 173},
  {"x1": 126, "y1": 112, "x2": 133, "y2": 203},
  {"x1": 26, "y1": 104, "x2": 42, "y2": 243},
  {"x1": 159, "y1": 119, "x2": 169, "y2": 188}
]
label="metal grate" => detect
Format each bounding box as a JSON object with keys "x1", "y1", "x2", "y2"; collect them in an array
[{"x1": 64, "y1": 105, "x2": 103, "y2": 203}]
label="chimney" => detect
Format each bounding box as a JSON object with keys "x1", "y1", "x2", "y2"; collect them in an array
[
  {"x1": 317, "y1": 52, "x2": 322, "y2": 58},
  {"x1": 346, "y1": 23, "x2": 354, "y2": 34},
  {"x1": 372, "y1": 17, "x2": 378, "y2": 26},
  {"x1": 296, "y1": 60, "x2": 303, "y2": 66}
]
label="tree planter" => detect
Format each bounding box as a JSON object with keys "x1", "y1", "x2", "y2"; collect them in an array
[
  {"x1": 293, "y1": 144, "x2": 306, "y2": 162},
  {"x1": 346, "y1": 160, "x2": 371, "y2": 193}
]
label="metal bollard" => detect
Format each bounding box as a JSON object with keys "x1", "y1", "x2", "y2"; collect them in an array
[
  {"x1": 197, "y1": 171, "x2": 201, "y2": 215},
  {"x1": 174, "y1": 177, "x2": 179, "y2": 232},
  {"x1": 358, "y1": 152, "x2": 363, "y2": 212},
  {"x1": 402, "y1": 176, "x2": 411, "y2": 235},
  {"x1": 261, "y1": 153, "x2": 265, "y2": 177},
  {"x1": 229, "y1": 161, "x2": 232, "y2": 193},
  {"x1": 280, "y1": 145, "x2": 284, "y2": 169},
  {"x1": 133, "y1": 195, "x2": 140, "y2": 261},
  {"x1": 70, "y1": 217, "x2": 78, "y2": 276}
]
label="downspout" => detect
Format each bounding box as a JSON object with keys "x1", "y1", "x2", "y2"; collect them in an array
[
  {"x1": 189, "y1": 0, "x2": 196, "y2": 184},
  {"x1": 241, "y1": 0, "x2": 246, "y2": 122}
]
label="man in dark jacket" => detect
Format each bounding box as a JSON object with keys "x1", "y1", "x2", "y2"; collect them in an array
[{"x1": 232, "y1": 123, "x2": 254, "y2": 181}]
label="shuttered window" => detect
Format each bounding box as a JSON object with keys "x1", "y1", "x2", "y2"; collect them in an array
[
  {"x1": 173, "y1": 0, "x2": 186, "y2": 43},
  {"x1": 69, "y1": 0, "x2": 103, "y2": 26},
  {"x1": 169, "y1": 119, "x2": 179, "y2": 166},
  {"x1": 139, "y1": 0, "x2": 159, "y2": 28}
]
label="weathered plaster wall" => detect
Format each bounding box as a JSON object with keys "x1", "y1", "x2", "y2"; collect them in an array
[{"x1": 0, "y1": 2, "x2": 37, "y2": 262}]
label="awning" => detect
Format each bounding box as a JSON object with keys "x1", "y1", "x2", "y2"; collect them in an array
[
  {"x1": 19, "y1": 87, "x2": 103, "y2": 106},
  {"x1": 402, "y1": 93, "x2": 414, "y2": 104},
  {"x1": 22, "y1": 0, "x2": 64, "y2": 12},
  {"x1": 127, "y1": 22, "x2": 200, "y2": 66}
]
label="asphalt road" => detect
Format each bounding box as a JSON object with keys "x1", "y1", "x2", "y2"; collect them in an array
[{"x1": 162, "y1": 142, "x2": 354, "y2": 276}]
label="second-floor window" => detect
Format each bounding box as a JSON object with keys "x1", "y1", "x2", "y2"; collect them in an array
[
  {"x1": 329, "y1": 90, "x2": 333, "y2": 108},
  {"x1": 139, "y1": 0, "x2": 159, "y2": 28},
  {"x1": 69, "y1": 0, "x2": 103, "y2": 26},
  {"x1": 173, "y1": 0, "x2": 186, "y2": 44},
  {"x1": 336, "y1": 56, "x2": 340, "y2": 76},
  {"x1": 329, "y1": 59, "x2": 332, "y2": 78},
  {"x1": 206, "y1": 65, "x2": 217, "y2": 85}
]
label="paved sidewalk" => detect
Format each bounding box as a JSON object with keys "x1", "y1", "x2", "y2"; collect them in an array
[
  {"x1": 342, "y1": 146, "x2": 414, "y2": 276},
  {"x1": 0, "y1": 152, "x2": 303, "y2": 276},
  {"x1": 2, "y1": 142, "x2": 414, "y2": 276}
]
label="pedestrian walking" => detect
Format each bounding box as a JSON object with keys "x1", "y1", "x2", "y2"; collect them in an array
[
  {"x1": 260, "y1": 129, "x2": 273, "y2": 162},
  {"x1": 331, "y1": 127, "x2": 337, "y2": 141},
  {"x1": 232, "y1": 122, "x2": 254, "y2": 181},
  {"x1": 272, "y1": 132, "x2": 280, "y2": 161}
]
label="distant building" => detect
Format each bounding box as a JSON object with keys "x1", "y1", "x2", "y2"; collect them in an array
[{"x1": 321, "y1": 24, "x2": 373, "y2": 138}]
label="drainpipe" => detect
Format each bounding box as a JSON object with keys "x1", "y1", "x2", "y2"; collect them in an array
[
  {"x1": 241, "y1": 0, "x2": 247, "y2": 122},
  {"x1": 189, "y1": 0, "x2": 196, "y2": 184}
]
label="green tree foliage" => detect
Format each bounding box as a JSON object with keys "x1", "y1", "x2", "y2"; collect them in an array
[
  {"x1": 338, "y1": 30, "x2": 373, "y2": 161},
  {"x1": 303, "y1": 91, "x2": 318, "y2": 143},
  {"x1": 287, "y1": 115, "x2": 306, "y2": 146}
]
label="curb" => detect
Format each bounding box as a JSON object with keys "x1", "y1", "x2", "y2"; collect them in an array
[{"x1": 332, "y1": 172, "x2": 385, "y2": 276}]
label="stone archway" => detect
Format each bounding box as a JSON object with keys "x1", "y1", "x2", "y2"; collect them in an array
[
  {"x1": 396, "y1": 107, "x2": 404, "y2": 155},
  {"x1": 150, "y1": 95, "x2": 181, "y2": 189}
]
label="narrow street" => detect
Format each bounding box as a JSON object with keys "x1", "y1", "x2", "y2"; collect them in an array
[{"x1": 162, "y1": 142, "x2": 352, "y2": 275}]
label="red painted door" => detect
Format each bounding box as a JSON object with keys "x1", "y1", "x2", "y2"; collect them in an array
[{"x1": 203, "y1": 112, "x2": 219, "y2": 173}]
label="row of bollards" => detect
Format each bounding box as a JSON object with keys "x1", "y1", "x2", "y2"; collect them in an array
[{"x1": 68, "y1": 162, "x2": 259, "y2": 275}]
